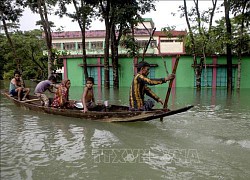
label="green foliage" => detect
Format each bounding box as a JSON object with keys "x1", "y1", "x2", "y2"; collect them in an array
[
  {"x1": 57, "y1": 0, "x2": 94, "y2": 29},
  {"x1": 24, "y1": 0, "x2": 58, "y2": 13},
  {"x1": 0, "y1": 0, "x2": 24, "y2": 22},
  {"x1": 120, "y1": 34, "x2": 140, "y2": 57},
  {"x1": 22, "y1": 68, "x2": 37, "y2": 79},
  {"x1": 206, "y1": 17, "x2": 250, "y2": 55},
  {"x1": 0, "y1": 34, "x2": 15, "y2": 79},
  {"x1": 0, "y1": 54, "x2": 7, "y2": 80},
  {"x1": 231, "y1": 0, "x2": 250, "y2": 26},
  {"x1": 0, "y1": 30, "x2": 49, "y2": 80},
  {"x1": 3, "y1": 70, "x2": 15, "y2": 80},
  {"x1": 178, "y1": 0, "x2": 250, "y2": 56},
  {"x1": 161, "y1": 25, "x2": 177, "y2": 39},
  {"x1": 51, "y1": 48, "x2": 65, "y2": 70},
  {"x1": 110, "y1": 0, "x2": 156, "y2": 57}
]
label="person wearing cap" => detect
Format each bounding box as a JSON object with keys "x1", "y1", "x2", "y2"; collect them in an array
[{"x1": 129, "y1": 61, "x2": 175, "y2": 111}]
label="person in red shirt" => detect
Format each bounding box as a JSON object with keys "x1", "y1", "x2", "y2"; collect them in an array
[{"x1": 51, "y1": 79, "x2": 74, "y2": 108}]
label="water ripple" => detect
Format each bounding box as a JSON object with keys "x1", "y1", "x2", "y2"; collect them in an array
[{"x1": 90, "y1": 129, "x2": 121, "y2": 148}]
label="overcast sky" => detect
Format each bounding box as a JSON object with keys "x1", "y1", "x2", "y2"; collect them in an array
[{"x1": 19, "y1": 1, "x2": 224, "y2": 32}]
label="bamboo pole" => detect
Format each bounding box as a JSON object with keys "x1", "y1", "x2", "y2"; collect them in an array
[{"x1": 163, "y1": 55, "x2": 180, "y2": 109}]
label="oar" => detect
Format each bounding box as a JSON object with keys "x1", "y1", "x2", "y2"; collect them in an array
[
  {"x1": 160, "y1": 55, "x2": 180, "y2": 121},
  {"x1": 21, "y1": 99, "x2": 40, "y2": 103}
]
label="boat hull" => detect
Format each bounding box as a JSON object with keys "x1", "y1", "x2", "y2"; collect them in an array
[{"x1": 2, "y1": 92, "x2": 193, "y2": 122}]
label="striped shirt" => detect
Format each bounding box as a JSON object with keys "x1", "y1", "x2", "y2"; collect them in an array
[{"x1": 129, "y1": 74, "x2": 166, "y2": 110}]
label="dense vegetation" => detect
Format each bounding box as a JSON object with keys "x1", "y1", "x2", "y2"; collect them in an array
[{"x1": 0, "y1": 30, "x2": 63, "y2": 80}]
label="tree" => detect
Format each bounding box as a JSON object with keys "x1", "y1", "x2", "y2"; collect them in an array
[
  {"x1": 180, "y1": 0, "x2": 250, "y2": 90},
  {"x1": 25, "y1": 0, "x2": 58, "y2": 78},
  {"x1": 57, "y1": 0, "x2": 95, "y2": 80},
  {"x1": 210, "y1": 1, "x2": 249, "y2": 90},
  {"x1": 180, "y1": 0, "x2": 218, "y2": 90},
  {"x1": 86, "y1": 0, "x2": 112, "y2": 88},
  {"x1": 0, "y1": 30, "x2": 48, "y2": 80},
  {"x1": 21, "y1": 30, "x2": 48, "y2": 79},
  {"x1": 0, "y1": 0, "x2": 24, "y2": 71},
  {"x1": 224, "y1": 0, "x2": 233, "y2": 92},
  {"x1": 86, "y1": 0, "x2": 156, "y2": 88},
  {"x1": 231, "y1": 0, "x2": 250, "y2": 90},
  {"x1": 0, "y1": 34, "x2": 8, "y2": 79},
  {"x1": 110, "y1": 0, "x2": 140, "y2": 88},
  {"x1": 110, "y1": 0, "x2": 156, "y2": 88}
]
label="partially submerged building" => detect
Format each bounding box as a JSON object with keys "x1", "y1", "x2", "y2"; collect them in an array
[{"x1": 49, "y1": 18, "x2": 250, "y2": 88}]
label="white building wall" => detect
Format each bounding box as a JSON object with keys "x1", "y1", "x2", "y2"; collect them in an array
[
  {"x1": 51, "y1": 32, "x2": 185, "y2": 54},
  {"x1": 52, "y1": 37, "x2": 105, "y2": 43},
  {"x1": 160, "y1": 42, "x2": 183, "y2": 53},
  {"x1": 136, "y1": 21, "x2": 153, "y2": 30}
]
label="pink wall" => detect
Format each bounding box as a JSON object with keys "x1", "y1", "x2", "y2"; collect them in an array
[
  {"x1": 212, "y1": 56, "x2": 217, "y2": 88},
  {"x1": 63, "y1": 58, "x2": 68, "y2": 79},
  {"x1": 97, "y1": 58, "x2": 101, "y2": 87}
]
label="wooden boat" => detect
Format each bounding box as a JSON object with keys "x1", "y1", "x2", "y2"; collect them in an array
[{"x1": 2, "y1": 92, "x2": 193, "y2": 122}]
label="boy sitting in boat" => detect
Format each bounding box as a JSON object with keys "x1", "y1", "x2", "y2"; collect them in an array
[
  {"x1": 9, "y1": 70, "x2": 30, "y2": 101},
  {"x1": 81, "y1": 77, "x2": 96, "y2": 113},
  {"x1": 34, "y1": 75, "x2": 58, "y2": 106}
]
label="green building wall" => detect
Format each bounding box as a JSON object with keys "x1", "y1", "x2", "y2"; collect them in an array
[
  {"x1": 119, "y1": 57, "x2": 134, "y2": 87},
  {"x1": 176, "y1": 56, "x2": 194, "y2": 87},
  {"x1": 65, "y1": 55, "x2": 250, "y2": 88},
  {"x1": 66, "y1": 58, "x2": 83, "y2": 86},
  {"x1": 240, "y1": 56, "x2": 250, "y2": 88}
]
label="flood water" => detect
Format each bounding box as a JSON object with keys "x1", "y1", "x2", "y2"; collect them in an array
[{"x1": 1, "y1": 80, "x2": 250, "y2": 179}]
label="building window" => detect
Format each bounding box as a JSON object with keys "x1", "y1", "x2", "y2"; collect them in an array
[
  {"x1": 137, "y1": 40, "x2": 148, "y2": 48},
  {"x1": 82, "y1": 67, "x2": 116, "y2": 86},
  {"x1": 63, "y1": 42, "x2": 75, "y2": 50},
  {"x1": 160, "y1": 39, "x2": 174, "y2": 42},
  {"x1": 148, "y1": 67, "x2": 155, "y2": 79},
  {"x1": 150, "y1": 40, "x2": 157, "y2": 48},
  {"x1": 78, "y1": 43, "x2": 82, "y2": 50},
  {"x1": 90, "y1": 41, "x2": 103, "y2": 50},
  {"x1": 216, "y1": 67, "x2": 236, "y2": 87},
  {"x1": 101, "y1": 67, "x2": 113, "y2": 86},
  {"x1": 193, "y1": 67, "x2": 213, "y2": 87},
  {"x1": 160, "y1": 39, "x2": 183, "y2": 43},
  {"x1": 202, "y1": 67, "x2": 213, "y2": 87},
  {"x1": 52, "y1": 43, "x2": 61, "y2": 50},
  {"x1": 83, "y1": 67, "x2": 98, "y2": 85},
  {"x1": 194, "y1": 67, "x2": 236, "y2": 87},
  {"x1": 78, "y1": 42, "x2": 89, "y2": 50}
]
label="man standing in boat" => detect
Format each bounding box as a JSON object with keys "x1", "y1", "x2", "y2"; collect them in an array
[{"x1": 129, "y1": 61, "x2": 175, "y2": 111}]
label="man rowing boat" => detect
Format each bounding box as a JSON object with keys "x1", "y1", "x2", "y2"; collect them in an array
[{"x1": 129, "y1": 61, "x2": 175, "y2": 111}]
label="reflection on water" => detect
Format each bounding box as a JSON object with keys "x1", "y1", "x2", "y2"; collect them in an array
[{"x1": 1, "y1": 80, "x2": 250, "y2": 179}]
